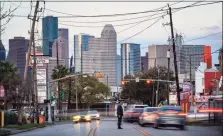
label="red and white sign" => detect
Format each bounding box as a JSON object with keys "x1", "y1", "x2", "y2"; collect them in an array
[{"x1": 0, "y1": 86, "x2": 4, "y2": 97}]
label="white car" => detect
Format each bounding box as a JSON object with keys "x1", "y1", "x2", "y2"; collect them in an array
[{"x1": 88, "y1": 110, "x2": 100, "y2": 120}]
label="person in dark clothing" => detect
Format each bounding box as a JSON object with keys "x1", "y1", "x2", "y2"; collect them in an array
[{"x1": 117, "y1": 101, "x2": 123, "y2": 129}]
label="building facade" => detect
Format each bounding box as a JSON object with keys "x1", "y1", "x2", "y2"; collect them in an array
[
  {"x1": 42, "y1": 16, "x2": 58, "y2": 56},
  {"x1": 74, "y1": 33, "x2": 95, "y2": 73},
  {"x1": 58, "y1": 28, "x2": 69, "y2": 67},
  {"x1": 180, "y1": 45, "x2": 205, "y2": 75},
  {"x1": 7, "y1": 37, "x2": 30, "y2": 79},
  {"x1": 116, "y1": 55, "x2": 121, "y2": 86},
  {"x1": 121, "y1": 43, "x2": 141, "y2": 79},
  {"x1": 141, "y1": 52, "x2": 148, "y2": 72},
  {"x1": 52, "y1": 37, "x2": 68, "y2": 67},
  {"x1": 148, "y1": 45, "x2": 180, "y2": 73},
  {"x1": 82, "y1": 24, "x2": 117, "y2": 86},
  {"x1": 0, "y1": 41, "x2": 6, "y2": 61},
  {"x1": 47, "y1": 58, "x2": 65, "y2": 82}
]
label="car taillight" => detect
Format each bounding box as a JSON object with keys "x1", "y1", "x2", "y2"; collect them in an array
[
  {"x1": 178, "y1": 113, "x2": 187, "y2": 117},
  {"x1": 142, "y1": 113, "x2": 151, "y2": 117}
]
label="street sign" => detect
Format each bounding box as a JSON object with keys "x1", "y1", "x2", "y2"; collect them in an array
[
  {"x1": 95, "y1": 73, "x2": 104, "y2": 78},
  {"x1": 31, "y1": 56, "x2": 49, "y2": 64},
  {"x1": 37, "y1": 86, "x2": 46, "y2": 91},
  {"x1": 136, "y1": 77, "x2": 139, "y2": 82}
]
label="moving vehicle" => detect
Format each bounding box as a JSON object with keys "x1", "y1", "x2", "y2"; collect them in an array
[
  {"x1": 152, "y1": 106, "x2": 187, "y2": 130},
  {"x1": 127, "y1": 104, "x2": 148, "y2": 109},
  {"x1": 88, "y1": 110, "x2": 100, "y2": 120},
  {"x1": 123, "y1": 108, "x2": 144, "y2": 122},
  {"x1": 138, "y1": 107, "x2": 159, "y2": 126},
  {"x1": 72, "y1": 112, "x2": 91, "y2": 123}
]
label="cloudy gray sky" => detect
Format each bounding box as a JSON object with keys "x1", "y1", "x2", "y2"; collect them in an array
[{"x1": 1, "y1": 0, "x2": 222, "y2": 64}]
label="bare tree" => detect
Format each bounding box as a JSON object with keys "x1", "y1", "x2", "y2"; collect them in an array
[{"x1": 0, "y1": 1, "x2": 21, "y2": 34}]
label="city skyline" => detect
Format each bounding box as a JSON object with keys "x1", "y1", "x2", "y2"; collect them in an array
[{"x1": 1, "y1": 2, "x2": 221, "y2": 65}]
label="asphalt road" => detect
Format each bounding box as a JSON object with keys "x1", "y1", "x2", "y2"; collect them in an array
[{"x1": 12, "y1": 119, "x2": 222, "y2": 136}]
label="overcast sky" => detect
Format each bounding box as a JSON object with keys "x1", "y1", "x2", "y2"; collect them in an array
[{"x1": 1, "y1": 1, "x2": 222, "y2": 64}]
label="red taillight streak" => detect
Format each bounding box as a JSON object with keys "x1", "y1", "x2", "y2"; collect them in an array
[
  {"x1": 142, "y1": 113, "x2": 151, "y2": 117},
  {"x1": 198, "y1": 108, "x2": 223, "y2": 113}
]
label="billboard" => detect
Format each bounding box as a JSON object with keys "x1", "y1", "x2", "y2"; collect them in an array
[{"x1": 36, "y1": 68, "x2": 47, "y2": 103}]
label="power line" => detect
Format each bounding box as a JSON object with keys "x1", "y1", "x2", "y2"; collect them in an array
[
  {"x1": 118, "y1": 17, "x2": 163, "y2": 44},
  {"x1": 184, "y1": 32, "x2": 222, "y2": 43},
  {"x1": 11, "y1": 1, "x2": 220, "y2": 19},
  {"x1": 58, "y1": 12, "x2": 166, "y2": 28}
]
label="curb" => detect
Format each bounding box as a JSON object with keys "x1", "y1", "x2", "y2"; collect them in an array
[{"x1": 9, "y1": 125, "x2": 50, "y2": 135}]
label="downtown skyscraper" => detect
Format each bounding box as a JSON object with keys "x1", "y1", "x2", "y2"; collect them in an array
[
  {"x1": 7, "y1": 37, "x2": 30, "y2": 79},
  {"x1": 51, "y1": 28, "x2": 69, "y2": 67},
  {"x1": 82, "y1": 24, "x2": 117, "y2": 86},
  {"x1": 121, "y1": 43, "x2": 141, "y2": 79},
  {"x1": 42, "y1": 16, "x2": 58, "y2": 56},
  {"x1": 74, "y1": 33, "x2": 95, "y2": 73}
]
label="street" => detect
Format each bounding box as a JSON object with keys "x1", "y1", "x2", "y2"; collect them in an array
[{"x1": 12, "y1": 119, "x2": 222, "y2": 136}]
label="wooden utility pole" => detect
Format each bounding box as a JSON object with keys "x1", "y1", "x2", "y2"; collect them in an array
[
  {"x1": 168, "y1": 6, "x2": 181, "y2": 106},
  {"x1": 24, "y1": 0, "x2": 39, "y2": 83}
]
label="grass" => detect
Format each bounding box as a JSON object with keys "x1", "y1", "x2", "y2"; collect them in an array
[
  {"x1": 0, "y1": 130, "x2": 11, "y2": 136},
  {"x1": 5, "y1": 123, "x2": 51, "y2": 130}
]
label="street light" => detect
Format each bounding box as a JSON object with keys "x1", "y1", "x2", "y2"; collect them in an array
[{"x1": 167, "y1": 49, "x2": 170, "y2": 105}]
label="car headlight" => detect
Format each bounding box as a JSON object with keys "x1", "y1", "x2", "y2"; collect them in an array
[
  {"x1": 85, "y1": 115, "x2": 91, "y2": 119},
  {"x1": 73, "y1": 116, "x2": 80, "y2": 119},
  {"x1": 96, "y1": 114, "x2": 100, "y2": 117}
]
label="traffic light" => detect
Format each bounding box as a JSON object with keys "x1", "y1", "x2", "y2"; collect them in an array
[
  {"x1": 146, "y1": 80, "x2": 153, "y2": 84},
  {"x1": 61, "y1": 91, "x2": 65, "y2": 100},
  {"x1": 121, "y1": 81, "x2": 128, "y2": 86}
]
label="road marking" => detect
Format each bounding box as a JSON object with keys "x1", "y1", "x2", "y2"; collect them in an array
[
  {"x1": 134, "y1": 127, "x2": 152, "y2": 136},
  {"x1": 93, "y1": 127, "x2": 98, "y2": 136},
  {"x1": 87, "y1": 128, "x2": 93, "y2": 136}
]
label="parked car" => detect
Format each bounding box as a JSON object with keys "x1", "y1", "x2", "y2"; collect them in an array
[
  {"x1": 7, "y1": 109, "x2": 18, "y2": 114},
  {"x1": 123, "y1": 108, "x2": 144, "y2": 122},
  {"x1": 72, "y1": 112, "x2": 91, "y2": 123},
  {"x1": 152, "y1": 106, "x2": 187, "y2": 130},
  {"x1": 138, "y1": 107, "x2": 159, "y2": 126},
  {"x1": 88, "y1": 110, "x2": 100, "y2": 120}
]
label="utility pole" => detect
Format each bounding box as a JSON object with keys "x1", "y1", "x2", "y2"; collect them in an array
[
  {"x1": 156, "y1": 67, "x2": 159, "y2": 106},
  {"x1": 167, "y1": 49, "x2": 170, "y2": 105},
  {"x1": 32, "y1": 38, "x2": 39, "y2": 123},
  {"x1": 46, "y1": 64, "x2": 52, "y2": 123},
  {"x1": 24, "y1": 0, "x2": 39, "y2": 84},
  {"x1": 56, "y1": 39, "x2": 61, "y2": 120},
  {"x1": 190, "y1": 55, "x2": 193, "y2": 106},
  {"x1": 75, "y1": 76, "x2": 78, "y2": 111},
  {"x1": 106, "y1": 75, "x2": 108, "y2": 100},
  {"x1": 168, "y1": 5, "x2": 181, "y2": 106},
  {"x1": 68, "y1": 55, "x2": 73, "y2": 112},
  {"x1": 27, "y1": 1, "x2": 42, "y2": 124}
]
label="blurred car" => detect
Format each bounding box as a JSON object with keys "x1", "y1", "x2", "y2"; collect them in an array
[
  {"x1": 152, "y1": 106, "x2": 187, "y2": 130},
  {"x1": 8, "y1": 109, "x2": 18, "y2": 114},
  {"x1": 123, "y1": 108, "x2": 144, "y2": 122},
  {"x1": 72, "y1": 112, "x2": 91, "y2": 123},
  {"x1": 138, "y1": 107, "x2": 159, "y2": 126},
  {"x1": 88, "y1": 110, "x2": 100, "y2": 120},
  {"x1": 127, "y1": 104, "x2": 148, "y2": 109}
]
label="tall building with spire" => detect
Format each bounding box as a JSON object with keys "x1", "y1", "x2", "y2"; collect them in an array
[{"x1": 82, "y1": 24, "x2": 117, "y2": 86}]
